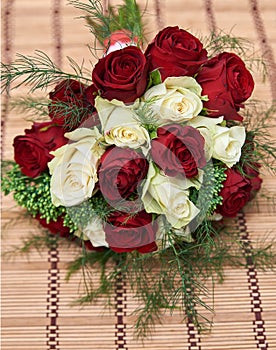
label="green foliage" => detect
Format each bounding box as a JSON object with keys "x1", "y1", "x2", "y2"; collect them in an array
[
  {"x1": 241, "y1": 102, "x2": 276, "y2": 173},
  {"x1": 3, "y1": 231, "x2": 59, "y2": 259},
  {"x1": 1, "y1": 162, "x2": 77, "y2": 232},
  {"x1": 203, "y1": 29, "x2": 253, "y2": 57},
  {"x1": 1, "y1": 50, "x2": 92, "y2": 94},
  {"x1": 9, "y1": 95, "x2": 98, "y2": 131},
  {"x1": 4, "y1": 214, "x2": 274, "y2": 340},
  {"x1": 69, "y1": 0, "x2": 145, "y2": 46},
  {"x1": 189, "y1": 161, "x2": 226, "y2": 230},
  {"x1": 66, "y1": 242, "x2": 217, "y2": 337},
  {"x1": 65, "y1": 195, "x2": 112, "y2": 230},
  {"x1": 64, "y1": 223, "x2": 275, "y2": 339},
  {"x1": 146, "y1": 69, "x2": 162, "y2": 89},
  {"x1": 9, "y1": 96, "x2": 50, "y2": 121},
  {"x1": 133, "y1": 100, "x2": 160, "y2": 138},
  {"x1": 66, "y1": 248, "x2": 120, "y2": 298}
]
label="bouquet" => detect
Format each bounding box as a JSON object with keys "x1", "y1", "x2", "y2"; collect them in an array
[{"x1": 1, "y1": 0, "x2": 275, "y2": 338}]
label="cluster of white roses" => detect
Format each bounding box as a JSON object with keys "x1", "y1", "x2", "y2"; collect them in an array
[{"x1": 48, "y1": 76, "x2": 246, "y2": 248}]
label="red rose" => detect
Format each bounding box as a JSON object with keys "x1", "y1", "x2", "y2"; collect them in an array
[
  {"x1": 216, "y1": 168, "x2": 252, "y2": 217},
  {"x1": 49, "y1": 79, "x2": 95, "y2": 129},
  {"x1": 99, "y1": 147, "x2": 149, "y2": 203},
  {"x1": 243, "y1": 163, "x2": 262, "y2": 199},
  {"x1": 92, "y1": 46, "x2": 148, "y2": 103},
  {"x1": 145, "y1": 26, "x2": 208, "y2": 81},
  {"x1": 196, "y1": 52, "x2": 254, "y2": 121},
  {"x1": 151, "y1": 124, "x2": 206, "y2": 178},
  {"x1": 104, "y1": 210, "x2": 158, "y2": 253},
  {"x1": 35, "y1": 214, "x2": 70, "y2": 238},
  {"x1": 13, "y1": 121, "x2": 68, "y2": 178}
]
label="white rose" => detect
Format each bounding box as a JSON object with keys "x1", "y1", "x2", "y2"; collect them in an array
[
  {"x1": 143, "y1": 76, "x2": 203, "y2": 124},
  {"x1": 48, "y1": 127, "x2": 105, "y2": 207},
  {"x1": 187, "y1": 116, "x2": 245, "y2": 166},
  {"x1": 82, "y1": 216, "x2": 109, "y2": 247},
  {"x1": 141, "y1": 163, "x2": 200, "y2": 229},
  {"x1": 95, "y1": 96, "x2": 151, "y2": 155},
  {"x1": 212, "y1": 125, "x2": 246, "y2": 167},
  {"x1": 187, "y1": 116, "x2": 224, "y2": 161}
]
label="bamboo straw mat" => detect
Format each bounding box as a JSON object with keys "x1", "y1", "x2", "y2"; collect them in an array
[{"x1": 1, "y1": 0, "x2": 276, "y2": 349}]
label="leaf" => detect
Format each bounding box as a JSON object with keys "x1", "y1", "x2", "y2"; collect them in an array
[{"x1": 147, "y1": 69, "x2": 162, "y2": 89}]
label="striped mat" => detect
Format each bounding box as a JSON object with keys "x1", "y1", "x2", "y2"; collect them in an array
[{"x1": 1, "y1": 0, "x2": 276, "y2": 349}]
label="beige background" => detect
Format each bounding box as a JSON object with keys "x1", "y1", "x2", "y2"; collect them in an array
[{"x1": 1, "y1": 0, "x2": 276, "y2": 349}]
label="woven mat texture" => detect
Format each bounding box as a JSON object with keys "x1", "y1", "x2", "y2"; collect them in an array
[{"x1": 1, "y1": 0, "x2": 276, "y2": 349}]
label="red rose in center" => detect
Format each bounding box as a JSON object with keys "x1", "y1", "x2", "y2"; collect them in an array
[
  {"x1": 98, "y1": 146, "x2": 149, "y2": 203},
  {"x1": 151, "y1": 124, "x2": 206, "y2": 178}
]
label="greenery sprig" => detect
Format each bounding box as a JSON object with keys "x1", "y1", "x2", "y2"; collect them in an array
[
  {"x1": 9, "y1": 96, "x2": 50, "y2": 120},
  {"x1": 69, "y1": 0, "x2": 145, "y2": 46},
  {"x1": 62, "y1": 220, "x2": 275, "y2": 339},
  {"x1": 9, "y1": 95, "x2": 98, "y2": 131},
  {"x1": 1, "y1": 50, "x2": 92, "y2": 94},
  {"x1": 1, "y1": 162, "x2": 76, "y2": 232},
  {"x1": 241, "y1": 102, "x2": 276, "y2": 173},
  {"x1": 191, "y1": 161, "x2": 227, "y2": 222}
]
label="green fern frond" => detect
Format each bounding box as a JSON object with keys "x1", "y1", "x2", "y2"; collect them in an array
[
  {"x1": 1, "y1": 50, "x2": 92, "y2": 93},
  {"x1": 69, "y1": 0, "x2": 145, "y2": 46}
]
